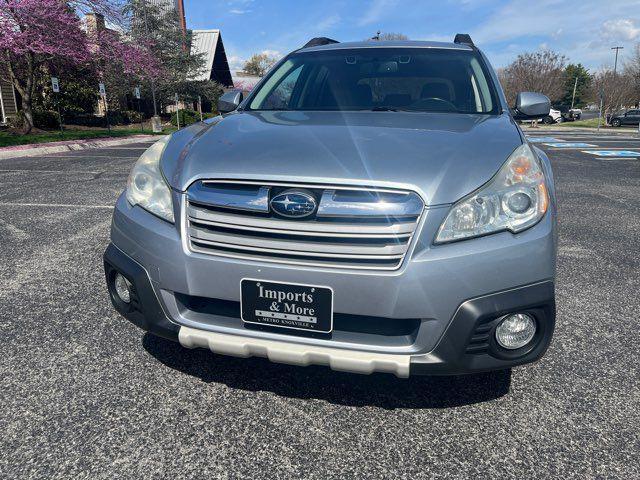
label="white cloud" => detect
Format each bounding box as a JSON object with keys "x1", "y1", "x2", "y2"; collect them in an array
[
  {"x1": 261, "y1": 49, "x2": 282, "y2": 58},
  {"x1": 466, "y1": 0, "x2": 640, "y2": 68},
  {"x1": 357, "y1": 0, "x2": 399, "y2": 27},
  {"x1": 316, "y1": 14, "x2": 341, "y2": 32},
  {"x1": 600, "y1": 19, "x2": 640, "y2": 41},
  {"x1": 229, "y1": 9, "x2": 250, "y2": 14},
  {"x1": 227, "y1": 55, "x2": 245, "y2": 72}
]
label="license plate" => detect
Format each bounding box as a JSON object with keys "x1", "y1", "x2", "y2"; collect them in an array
[{"x1": 240, "y1": 279, "x2": 333, "y2": 333}]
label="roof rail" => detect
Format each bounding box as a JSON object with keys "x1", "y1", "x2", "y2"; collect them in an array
[
  {"x1": 453, "y1": 33, "x2": 474, "y2": 46},
  {"x1": 302, "y1": 37, "x2": 339, "y2": 49}
]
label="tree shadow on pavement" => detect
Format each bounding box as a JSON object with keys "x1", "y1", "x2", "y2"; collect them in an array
[{"x1": 142, "y1": 333, "x2": 511, "y2": 409}]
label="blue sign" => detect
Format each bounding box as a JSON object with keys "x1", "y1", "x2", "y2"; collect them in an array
[
  {"x1": 528, "y1": 137, "x2": 562, "y2": 143},
  {"x1": 543, "y1": 143, "x2": 597, "y2": 148},
  {"x1": 582, "y1": 150, "x2": 640, "y2": 157}
]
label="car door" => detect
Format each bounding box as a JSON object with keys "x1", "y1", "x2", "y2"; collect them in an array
[
  {"x1": 627, "y1": 110, "x2": 640, "y2": 125},
  {"x1": 622, "y1": 110, "x2": 637, "y2": 125}
]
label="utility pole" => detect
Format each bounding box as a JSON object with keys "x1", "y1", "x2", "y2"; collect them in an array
[
  {"x1": 611, "y1": 46, "x2": 624, "y2": 75},
  {"x1": 142, "y1": 0, "x2": 162, "y2": 133},
  {"x1": 571, "y1": 76, "x2": 578, "y2": 110}
]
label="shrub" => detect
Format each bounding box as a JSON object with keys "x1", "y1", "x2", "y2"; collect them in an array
[
  {"x1": 65, "y1": 113, "x2": 107, "y2": 127},
  {"x1": 124, "y1": 110, "x2": 144, "y2": 124},
  {"x1": 33, "y1": 109, "x2": 60, "y2": 129},
  {"x1": 170, "y1": 109, "x2": 199, "y2": 127},
  {"x1": 8, "y1": 111, "x2": 25, "y2": 130}
]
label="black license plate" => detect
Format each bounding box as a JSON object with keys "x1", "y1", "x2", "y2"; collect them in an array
[{"x1": 240, "y1": 279, "x2": 333, "y2": 333}]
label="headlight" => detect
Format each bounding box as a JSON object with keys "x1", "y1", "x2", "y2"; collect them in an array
[
  {"x1": 126, "y1": 136, "x2": 174, "y2": 223},
  {"x1": 435, "y1": 144, "x2": 548, "y2": 243}
]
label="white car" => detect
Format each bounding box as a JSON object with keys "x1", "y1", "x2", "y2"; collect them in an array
[{"x1": 542, "y1": 108, "x2": 563, "y2": 124}]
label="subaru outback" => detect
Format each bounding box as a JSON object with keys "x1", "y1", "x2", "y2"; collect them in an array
[{"x1": 104, "y1": 35, "x2": 556, "y2": 377}]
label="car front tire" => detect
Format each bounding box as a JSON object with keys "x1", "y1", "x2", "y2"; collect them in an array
[
  {"x1": 542, "y1": 115, "x2": 555, "y2": 124},
  {"x1": 611, "y1": 119, "x2": 622, "y2": 127}
]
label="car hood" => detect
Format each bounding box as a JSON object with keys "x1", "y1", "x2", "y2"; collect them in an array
[{"x1": 161, "y1": 110, "x2": 523, "y2": 205}]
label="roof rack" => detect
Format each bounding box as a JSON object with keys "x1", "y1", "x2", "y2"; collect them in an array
[
  {"x1": 302, "y1": 37, "x2": 339, "y2": 49},
  {"x1": 453, "y1": 34, "x2": 474, "y2": 46}
]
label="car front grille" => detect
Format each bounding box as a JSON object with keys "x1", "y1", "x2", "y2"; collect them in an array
[{"x1": 184, "y1": 180, "x2": 425, "y2": 270}]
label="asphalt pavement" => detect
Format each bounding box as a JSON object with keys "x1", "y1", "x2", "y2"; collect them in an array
[{"x1": 1, "y1": 131, "x2": 639, "y2": 479}]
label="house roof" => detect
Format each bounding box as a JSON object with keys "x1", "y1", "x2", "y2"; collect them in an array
[
  {"x1": 191, "y1": 29, "x2": 220, "y2": 81},
  {"x1": 190, "y1": 29, "x2": 233, "y2": 86}
]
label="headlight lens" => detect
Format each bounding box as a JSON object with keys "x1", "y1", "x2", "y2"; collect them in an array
[
  {"x1": 435, "y1": 144, "x2": 548, "y2": 243},
  {"x1": 126, "y1": 137, "x2": 174, "y2": 223}
]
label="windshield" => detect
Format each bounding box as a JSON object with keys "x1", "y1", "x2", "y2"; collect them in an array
[{"x1": 248, "y1": 48, "x2": 499, "y2": 114}]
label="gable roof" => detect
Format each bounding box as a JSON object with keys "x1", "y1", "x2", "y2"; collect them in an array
[{"x1": 191, "y1": 29, "x2": 233, "y2": 87}]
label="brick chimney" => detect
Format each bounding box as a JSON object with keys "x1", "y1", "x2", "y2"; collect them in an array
[{"x1": 85, "y1": 12, "x2": 106, "y2": 39}]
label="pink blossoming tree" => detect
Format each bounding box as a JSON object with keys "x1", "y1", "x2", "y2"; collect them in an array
[{"x1": 0, "y1": 0, "x2": 159, "y2": 133}]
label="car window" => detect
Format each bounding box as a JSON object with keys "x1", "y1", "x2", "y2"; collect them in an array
[{"x1": 248, "y1": 48, "x2": 499, "y2": 114}]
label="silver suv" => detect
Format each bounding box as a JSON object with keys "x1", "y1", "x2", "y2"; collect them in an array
[{"x1": 104, "y1": 35, "x2": 556, "y2": 377}]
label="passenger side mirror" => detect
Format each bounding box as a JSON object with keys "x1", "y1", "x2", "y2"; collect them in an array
[
  {"x1": 218, "y1": 90, "x2": 244, "y2": 114},
  {"x1": 512, "y1": 92, "x2": 551, "y2": 120}
]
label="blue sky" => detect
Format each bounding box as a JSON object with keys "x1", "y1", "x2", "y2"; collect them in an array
[{"x1": 185, "y1": 0, "x2": 640, "y2": 72}]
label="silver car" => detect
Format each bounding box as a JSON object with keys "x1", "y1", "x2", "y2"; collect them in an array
[{"x1": 104, "y1": 35, "x2": 556, "y2": 377}]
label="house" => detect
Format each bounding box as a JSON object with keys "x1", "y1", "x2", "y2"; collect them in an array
[
  {"x1": 190, "y1": 29, "x2": 233, "y2": 87},
  {"x1": 0, "y1": 74, "x2": 18, "y2": 125}
]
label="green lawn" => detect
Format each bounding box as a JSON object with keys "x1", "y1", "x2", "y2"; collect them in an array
[
  {"x1": 0, "y1": 126, "x2": 176, "y2": 148},
  {"x1": 554, "y1": 118, "x2": 605, "y2": 128}
]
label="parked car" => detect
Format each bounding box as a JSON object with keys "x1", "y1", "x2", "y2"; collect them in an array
[
  {"x1": 543, "y1": 107, "x2": 563, "y2": 124},
  {"x1": 569, "y1": 108, "x2": 582, "y2": 120},
  {"x1": 609, "y1": 109, "x2": 640, "y2": 127},
  {"x1": 104, "y1": 35, "x2": 557, "y2": 377}
]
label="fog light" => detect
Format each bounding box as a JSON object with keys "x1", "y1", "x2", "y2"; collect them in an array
[
  {"x1": 495, "y1": 313, "x2": 536, "y2": 349},
  {"x1": 114, "y1": 273, "x2": 131, "y2": 304}
]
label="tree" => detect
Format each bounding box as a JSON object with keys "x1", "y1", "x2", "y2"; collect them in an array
[
  {"x1": 36, "y1": 64, "x2": 98, "y2": 115},
  {"x1": 499, "y1": 50, "x2": 567, "y2": 105},
  {"x1": 0, "y1": 0, "x2": 158, "y2": 133},
  {"x1": 243, "y1": 53, "x2": 278, "y2": 77},
  {"x1": 379, "y1": 32, "x2": 408, "y2": 41},
  {"x1": 624, "y1": 43, "x2": 640, "y2": 107},
  {"x1": 0, "y1": 0, "x2": 90, "y2": 132},
  {"x1": 125, "y1": 0, "x2": 222, "y2": 109},
  {"x1": 589, "y1": 69, "x2": 635, "y2": 116},
  {"x1": 561, "y1": 64, "x2": 591, "y2": 108}
]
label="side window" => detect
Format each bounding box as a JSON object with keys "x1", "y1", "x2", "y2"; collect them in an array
[{"x1": 261, "y1": 65, "x2": 303, "y2": 110}]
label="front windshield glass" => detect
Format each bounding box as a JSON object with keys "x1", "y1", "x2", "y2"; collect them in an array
[{"x1": 248, "y1": 48, "x2": 499, "y2": 114}]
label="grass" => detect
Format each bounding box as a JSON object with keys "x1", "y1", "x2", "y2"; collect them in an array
[
  {"x1": 0, "y1": 125, "x2": 177, "y2": 148},
  {"x1": 554, "y1": 118, "x2": 605, "y2": 128}
]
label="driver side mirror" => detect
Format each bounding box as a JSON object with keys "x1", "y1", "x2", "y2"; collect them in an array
[
  {"x1": 512, "y1": 92, "x2": 551, "y2": 120},
  {"x1": 218, "y1": 90, "x2": 244, "y2": 114}
]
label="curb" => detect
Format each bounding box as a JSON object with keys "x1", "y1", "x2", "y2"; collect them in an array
[{"x1": 0, "y1": 135, "x2": 162, "y2": 160}]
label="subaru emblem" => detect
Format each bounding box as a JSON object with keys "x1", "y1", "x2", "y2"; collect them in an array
[{"x1": 270, "y1": 190, "x2": 317, "y2": 218}]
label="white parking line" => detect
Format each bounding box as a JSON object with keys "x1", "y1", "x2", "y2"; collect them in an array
[
  {"x1": 45, "y1": 155, "x2": 139, "y2": 159},
  {"x1": 543, "y1": 143, "x2": 597, "y2": 148},
  {"x1": 101, "y1": 146, "x2": 154, "y2": 149},
  {"x1": 582, "y1": 150, "x2": 640, "y2": 157},
  {"x1": 0, "y1": 169, "x2": 109, "y2": 174},
  {"x1": 0, "y1": 202, "x2": 114, "y2": 209}
]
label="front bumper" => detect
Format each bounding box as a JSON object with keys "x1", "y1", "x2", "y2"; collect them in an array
[{"x1": 104, "y1": 240, "x2": 556, "y2": 377}]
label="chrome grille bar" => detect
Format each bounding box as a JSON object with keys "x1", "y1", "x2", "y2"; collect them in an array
[{"x1": 185, "y1": 180, "x2": 425, "y2": 270}]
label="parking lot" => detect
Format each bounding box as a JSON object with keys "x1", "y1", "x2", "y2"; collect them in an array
[{"x1": 1, "y1": 130, "x2": 639, "y2": 479}]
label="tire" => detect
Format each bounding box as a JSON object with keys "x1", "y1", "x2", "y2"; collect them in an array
[
  {"x1": 542, "y1": 115, "x2": 555, "y2": 124},
  {"x1": 611, "y1": 119, "x2": 621, "y2": 127}
]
